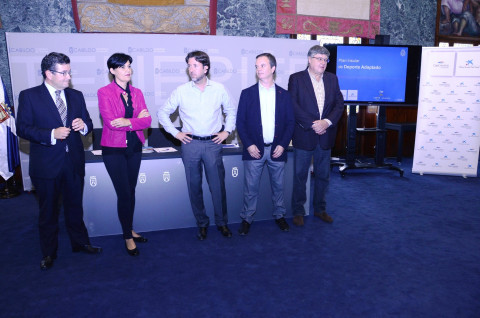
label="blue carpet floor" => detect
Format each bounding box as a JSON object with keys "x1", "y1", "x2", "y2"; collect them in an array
[{"x1": 1, "y1": 159, "x2": 479, "y2": 317}]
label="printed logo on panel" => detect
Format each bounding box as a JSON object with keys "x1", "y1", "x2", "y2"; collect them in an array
[
  {"x1": 433, "y1": 60, "x2": 449, "y2": 69},
  {"x1": 89, "y1": 176, "x2": 97, "y2": 187},
  {"x1": 163, "y1": 171, "x2": 170, "y2": 183}
]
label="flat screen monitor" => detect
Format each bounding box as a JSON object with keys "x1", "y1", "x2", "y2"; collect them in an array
[{"x1": 324, "y1": 44, "x2": 422, "y2": 106}]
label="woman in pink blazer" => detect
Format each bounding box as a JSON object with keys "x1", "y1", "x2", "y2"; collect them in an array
[{"x1": 98, "y1": 53, "x2": 152, "y2": 256}]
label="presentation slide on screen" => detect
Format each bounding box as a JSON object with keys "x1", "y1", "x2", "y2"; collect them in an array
[{"x1": 336, "y1": 46, "x2": 409, "y2": 102}]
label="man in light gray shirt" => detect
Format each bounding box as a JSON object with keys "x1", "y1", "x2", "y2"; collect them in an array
[{"x1": 157, "y1": 50, "x2": 236, "y2": 240}]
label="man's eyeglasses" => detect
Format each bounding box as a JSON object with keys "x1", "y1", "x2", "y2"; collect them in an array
[
  {"x1": 49, "y1": 70, "x2": 72, "y2": 76},
  {"x1": 311, "y1": 57, "x2": 330, "y2": 63}
]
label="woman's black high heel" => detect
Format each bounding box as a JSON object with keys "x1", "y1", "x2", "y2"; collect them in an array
[
  {"x1": 125, "y1": 242, "x2": 139, "y2": 256},
  {"x1": 132, "y1": 235, "x2": 148, "y2": 243}
]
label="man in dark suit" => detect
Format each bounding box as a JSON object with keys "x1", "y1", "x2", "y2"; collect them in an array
[
  {"x1": 236, "y1": 53, "x2": 295, "y2": 235},
  {"x1": 17, "y1": 52, "x2": 101, "y2": 270},
  {"x1": 288, "y1": 45, "x2": 344, "y2": 226}
]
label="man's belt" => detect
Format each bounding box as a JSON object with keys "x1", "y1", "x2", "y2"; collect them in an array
[{"x1": 189, "y1": 134, "x2": 215, "y2": 141}]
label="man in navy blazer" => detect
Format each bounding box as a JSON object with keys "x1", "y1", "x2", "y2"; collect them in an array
[
  {"x1": 236, "y1": 53, "x2": 295, "y2": 235},
  {"x1": 288, "y1": 45, "x2": 344, "y2": 226},
  {"x1": 17, "y1": 52, "x2": 101, "y2": 270}
]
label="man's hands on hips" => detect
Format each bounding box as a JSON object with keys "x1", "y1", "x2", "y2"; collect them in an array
[
  {"x1": 212, "y1": 131, "x2": 229, "y2": 144},
  {"x1": 175, "y1": 131, "x2": 193, "y2": 144},
  {"x1": 175, "y1": 130, "x2": 229, "y2": 145}
]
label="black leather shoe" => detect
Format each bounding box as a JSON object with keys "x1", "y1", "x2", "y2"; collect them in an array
[
  {"x1": 125, "y1": 242, "x2": 140, "y2": 256},
  {"x1": 275, "y1": 217, "x2": 290, "y2": 232},
  {"x1": 217, "y1": 225, "x2": 232, "y2": 238},
  {"x1": 40, "y1": 256, "x2": 54, "y2": 270},
  {"x1": 133, "y1": 235, "x2": 148, "y2": 243},
  {"x1": 72, "y1": 244, "x2": 102, "y2": 254},
  {"x1": 238, "y1": 220, "x2": 251, "y2": 236},
  {"x1": 197, "y1": 227, "x2": 207, "y2": 241}
]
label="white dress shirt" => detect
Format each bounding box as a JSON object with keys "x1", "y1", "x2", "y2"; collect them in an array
[
  {"x1": 158, "y1": 79, "x2": 236, "y2": 137},
  {"x1": 258, "y1": 82, "x2": 276, "y2": 144}
]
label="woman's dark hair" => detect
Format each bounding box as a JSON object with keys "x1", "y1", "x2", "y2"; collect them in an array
[
  {"x1": 185, "y1": 51, "x2": 210, "y2": 76},
  {"x1": 107, "y1": 53, "x2": 133, "y2": 70}
]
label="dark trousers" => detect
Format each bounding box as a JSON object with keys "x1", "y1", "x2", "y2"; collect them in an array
[
  {"x1": 181, "y1": 140, "x2": 228, "y2": 227},
  {"x1": 292, "y1": 145, "x2": 331, "y2": 216},
  {"x1": 31, "y1": 154, "x2": 90, "y2": 257},
  {"x1": 102, "y1": 149, "x2": 142, "y2": 239}
]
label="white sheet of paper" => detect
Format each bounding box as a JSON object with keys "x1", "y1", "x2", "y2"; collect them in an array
[{"x1": 154, "y1": 147, "x2": 178, "y2": 153}]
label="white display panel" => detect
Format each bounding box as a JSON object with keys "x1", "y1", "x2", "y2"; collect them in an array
[{"x1": 412, "y1": 47, "x2": 480, "y2": 177}]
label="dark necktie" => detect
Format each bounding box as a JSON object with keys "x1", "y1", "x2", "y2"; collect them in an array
[{"x1": 55, "y1": 90, "x2": 67, "y2": 126}]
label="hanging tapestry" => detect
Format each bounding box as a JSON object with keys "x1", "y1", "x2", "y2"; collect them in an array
[
  {"x1": 72, "y1": 0, "x2": 216, "y2": 34},
  {"x1": 276, "y1": 0, "x2": 380, "y2": 39}
]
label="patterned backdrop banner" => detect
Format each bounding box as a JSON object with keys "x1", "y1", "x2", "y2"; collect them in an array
[
  {"x1": 276, "y1": 0, "x2": 380, "y2": 39},
  {"x1": 6, "y1": 32, "x2": 317, "y2": 190},
  {"x1": 72, "y1": 0, "x2": 214, "y2": 34},
  {"x1": 412, "y1": 47, "x2": 480, "y2": 177}
]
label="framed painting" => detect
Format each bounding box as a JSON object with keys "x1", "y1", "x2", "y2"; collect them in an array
[{"x1": 436, "y1": 0, "x2": 480, "y2": 45}]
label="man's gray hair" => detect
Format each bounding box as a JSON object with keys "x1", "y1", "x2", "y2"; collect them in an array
[{"x1": 307, "y1": 45, "x2": 330, "y2": 58}]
